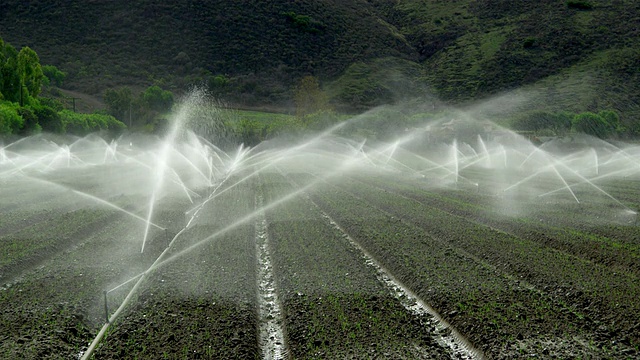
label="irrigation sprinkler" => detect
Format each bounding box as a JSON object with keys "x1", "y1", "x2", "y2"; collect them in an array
[{"x1": 103, "y1": 290, "x2": 109, "y2": 323}]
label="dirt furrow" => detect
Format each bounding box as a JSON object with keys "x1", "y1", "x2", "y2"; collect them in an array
[
  {"x1": 298, "y1": 171, "x2": 633, "y2": 358},
  {"x1": 262, "y1": 171, "x2": 453, "y2": 358},
  {"x1": 255, "y1": 193, "x2": 288, "y2": 360}
]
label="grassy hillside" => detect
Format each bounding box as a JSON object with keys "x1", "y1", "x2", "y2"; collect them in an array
[
  {"x1": 0, "y1": 0, "x2": 415, "y2": 105},
  {"x1": 367, "y1": 0, "x2": 640, "y2": 131},
  {"x1": 1, "y1": 0, "x2": 639, "y2": 128}
]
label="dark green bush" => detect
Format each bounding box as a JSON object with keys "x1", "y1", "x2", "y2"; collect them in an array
[
  {"x1": 38, "y1": 97, "x2": 65, "y2": 112},
  {"x1": 42, "y1": 65, "x2": 66, "y2": 87},
  {"x1": 0, "y1": 101, "x2": 24, "y2": 134},
  {"x1": 17, "y1": 107, "x2": 39, "y2": 135},
  {"x1": 523, "y1": 37, "x2": 537, "y2": 49},
  {"x1": 572, "y1": 112, "x2": 611, "y2": 138},
  {"x1": 282, "y1": 11, "x2": 323, "y2": 34},
  {"x1": 566, "y1": 0, "x2": 593, "y2": 10},
  {"x1": 34, "y1": 105, "x2": 64, "y2": 133},
  {"x1": 511, "y1": 110, "x2": 573, "y2": 136},
  {"x1": 59, "y1": 110, "x2": 126, "y2": 136}
]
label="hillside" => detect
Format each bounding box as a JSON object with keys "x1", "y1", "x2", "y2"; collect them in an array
[
  {"x1": 0, "y1": 0, "x2": 416, "y2": 105},
  {"x1": 1, "y1": 0, "x2": 639, "y2": 130}
]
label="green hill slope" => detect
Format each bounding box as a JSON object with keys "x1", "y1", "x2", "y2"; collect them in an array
[
  {"x1": 1, "y1": 0, "x2": 639, "y2": 128},
  {"x1": 368, "y1": 0, "x2": 640, "y2": 131},
  {"x1": 0, "y1": 0, "x2": 415, "y2": 103},
  {"x1": 372, "y1": 0, "x2": 638, "y2": 95}
]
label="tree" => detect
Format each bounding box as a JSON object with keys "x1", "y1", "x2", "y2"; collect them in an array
[
  {"x1": 17, "y1": 46, "x2": 44, "y2": 102},
  {"x1": 17, "y1": 106, "x2": 39, "y2": 135},
  {"x1": 572, "y1": 112, "x2": 613, "y2": 138},
  {"x1": 0, "y1": 40, "x2": 20, "y2": 103},
  {"x1": 34, "y1": 104, "x2": 64, "y2": 133},
  {"x1": 598, "y1": 110, "x2": 624, "y2": 135},
  {"x1": 141, "y1": 85, "x2": 173, "y2": 113},
  {"x1": 0, "y1": 101, "x2": 24, "y2": 134},
  {"x1": 103, "y1": 87, "x2": 133, "y2": 123},
  {"x1": 42, "y1": 65, "x2": 66, "y2": 87},
  {"x1": 0, "y1": 38, "x2": 4, "y2": 100},
  {"x1": 294, "y1": 75, "x2": 328, "y2": 118}
]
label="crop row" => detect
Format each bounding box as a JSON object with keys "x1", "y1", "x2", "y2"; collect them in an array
[
  {"x1": 336, "y1": 172, "x2": 640, "y2": 353},
  {"x1": 360, "y1": 170, "x2": 640, "y2": 277},
  {"x1": 0, "y1": 209, "x2": 121, "y2": 282},
  {"x1": 260, "y1": 171, "x2": 452, "y2": 358},
  {"x1": 297, "y1": 172, "x2": 629, "y2": 358},
  {"x1": 0, "y1": 160, "x2": 202, "y2": 359},
  {"x1": 341, "y1": 173, "x2": 640, "y2": 356},
  {"x1": 93, "y1": 174, "x2": 260, "y2": 358},
  {"x1": 0, "y1": 211, "x2": 167, "y2": 359}
]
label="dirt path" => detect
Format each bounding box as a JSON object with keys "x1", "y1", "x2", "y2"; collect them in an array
[{"x1": 57, "y1": 89, "x2": 105, "y2": 113}]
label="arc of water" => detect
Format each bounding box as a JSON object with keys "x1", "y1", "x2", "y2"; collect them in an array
[
  {"x1": 539, "y1": 160, "x2": 634, "y2": 211},
  {"x1": 141, "y1": 146, "x2": 169, "y2": 253},
  {"x1": 165, "y1": 167, "x2": 197, "y2": 203},
  {"x1": 192, "y1": 134, "x2": 233, "y2": 161},
  {"x1": 384, "y1": 141, "x2": 399, "y2": 165},
  {"x1": 167, "y1": 147, "x2": 214, "y2": 186},
  {"x1": 185, "y1": 129, "x2": 354, "y2": 214},
  {"x1": 477, "y1": 135, "x2": 492, "y2": 168},
  {"x1": 453, "y1": 139, "x2": 459, "y2": 183},
  {"x1": 140, "y1": 104, "x2": 189, "y2": 253},
  {"x1": 549, "y1": 165, "x2": 580, "y2": 203},
  {"x1": 345, "y1": 143, "x2": 377, "y2": 167},
  {"x1": 496, "y1": 144, "x2": 507, "y2": 168},
  {"x1": 515, "y1": 144, "x2": 552, "y2": 169},
  {"x1": 17, "y1": 174, "x2": 165, "y2": 230},
  {"x1": 102, "y1": 140, "x2": 118, "y2": 164}
]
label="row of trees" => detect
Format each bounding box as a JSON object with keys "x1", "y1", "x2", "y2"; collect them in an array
[
  {"x1": 1, "y1": 37, "x2": 125, "y2": 136},
  {"x1": 103, "y1": 85, "x2": 174, "y2": 132},
  {"x1": 0, "y1": 39, "x2": 43, "y2": 106},
  {"x1": 511, "y1": 109, "x2": 626, "y2": 139}
]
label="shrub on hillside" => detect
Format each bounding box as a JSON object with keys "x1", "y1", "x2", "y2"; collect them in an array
[
  {"x1": 511, "y1": 110, "x2": 573, "y2": 136},
  {"x1": 17, "y1": 106, "x2": 40, "y2": 135},
  {"x1": 566, "y1": 0, "x2": 593, "y2": 10},
  {"x1": 33, "y1": 104, "x2": 64, "y2": 133},
  {"x1": 59, "y1": 110, "x2": 126, "y2": 136},
  {"x1": 282, "y1": 11, "x2": 324, "y2": 34},
  {"x1": 42, "y1": 65, "x2": 66, "y2": 87},
  {"x1": 572, "y1": 112, "x2": 612, "y2": 138},
  {"x1": 0, "y1": 101, "x2": 24, "y2": 134}
]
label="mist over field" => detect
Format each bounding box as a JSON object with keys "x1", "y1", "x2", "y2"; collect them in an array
[{"x1": 1, "y1": 1, "x2": 640, "y2": 359}]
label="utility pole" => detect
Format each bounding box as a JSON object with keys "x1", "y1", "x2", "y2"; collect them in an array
[{"x1": 66, "y1": 97, "x2": 80, "y2": 112}]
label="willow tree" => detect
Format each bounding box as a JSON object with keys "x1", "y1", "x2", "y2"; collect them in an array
[
  {"x1": 0, "y1": 38, "x2": 20, "y2": 102},
  {"x1": 17, "y1": 46, "x2": 44, "y2": 103}
]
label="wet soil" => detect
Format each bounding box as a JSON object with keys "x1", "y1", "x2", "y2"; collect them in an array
[{"x1": 2, "y1": 169, "x2": 640, "y2": 359}]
